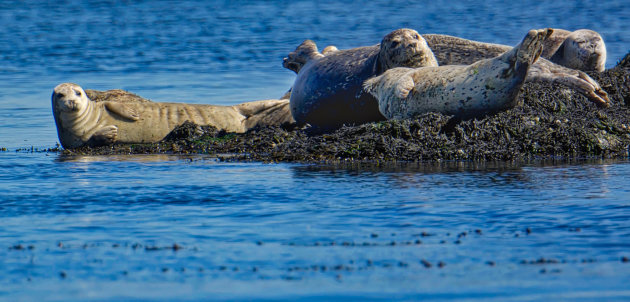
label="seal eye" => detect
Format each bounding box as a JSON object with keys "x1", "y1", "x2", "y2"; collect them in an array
[
  {"x1": 74, "y1": 90, "x2": 82, "y2": 97},
  {"x1": 390, "y1": 41, "x2": 400, "y2": 48}
]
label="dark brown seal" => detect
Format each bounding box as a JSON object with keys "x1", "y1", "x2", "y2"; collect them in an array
[{"x1": 287, "y1": 28, "x2": 438, "y2": 131}]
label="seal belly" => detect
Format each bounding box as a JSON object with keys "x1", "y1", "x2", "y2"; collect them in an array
[
  {"x1": 290, "y1": 48, "x2": 385, "y2": 131},
  {"x1": 111, "y1": 102, "x2": 246, "y2": 143}
]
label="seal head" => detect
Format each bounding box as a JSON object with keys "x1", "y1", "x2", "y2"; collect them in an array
[
  {"x1": 376, "y1": 28, "x2": 438, "y2": 73},
  {"x1": 52, "y1": 83, "x2": 89, "y2": 114},
  {"x1": 550, "y1": 29, "x2": 606, "y2": 72}
]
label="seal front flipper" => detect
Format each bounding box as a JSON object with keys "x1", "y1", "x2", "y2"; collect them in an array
[
  {"x1": 395, "y1": 75, "x2": 415, "y2": 99},
  {"x1": 104, "y1": 102, "x2": 140, "y2": 121},
  {"x1": 87, "y1": 125, "x2": 118, "y2": 146}
]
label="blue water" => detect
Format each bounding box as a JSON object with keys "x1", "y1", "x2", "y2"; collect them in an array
[{"x1": 1, "y1": 1, "x2": 630, "y2": 301}]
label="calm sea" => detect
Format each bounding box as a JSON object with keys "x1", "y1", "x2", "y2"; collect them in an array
[{"x1": 1, "y1": 1, "x2": 629, "y2": 301}]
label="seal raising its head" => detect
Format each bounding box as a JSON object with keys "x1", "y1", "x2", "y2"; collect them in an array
[
  {"x1": 364, "y1": 29, "x2": 551, "y2": 120},
  {"x1": 286, "y1": 28, "x2": 438, "y2": 131},
  {"x1": 52, "y1": 83, "x2": 293, "y2": 149}
]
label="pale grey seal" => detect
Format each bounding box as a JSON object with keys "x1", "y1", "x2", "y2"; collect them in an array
[
  {"x1": 423, "y1": 29, "x2": 609, "y2": 106},
  {"x1": 52, "y1": 83, "x2": 293, "y2": 148},
  {"x1": 363, "y1": 29, "x2": 551, "y2": 120}
]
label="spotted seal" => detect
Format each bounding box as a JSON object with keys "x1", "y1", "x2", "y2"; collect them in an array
[
  {"x1": 423, "y1": 29, "x2": 609, "y2": 106},
  {"x1": 423, "y1": 28, "x2": 606, "y2": 72},
  {"x1": 52, "y1": 83, "x2": 293, "y2": 149},
  {"x1": 547, "y1": 29, "x2": 606, "y2": 72},
  {"x1": 363, "y1": 29, "x2": 551, "y2": 120},
  {"x1": 286, "y1": 28, "x2": 438, "y2": 131}
]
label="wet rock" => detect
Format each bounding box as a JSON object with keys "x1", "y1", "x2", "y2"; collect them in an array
[
  {"x1": 9, "y1": 244, "x2": 25, "y2": 250},
  {"x1": 420, "y1": 259, "x2": 432, "y2": 268},
  {"x1": 521, "y1": 257, "x2": 560, "y2": 265}
]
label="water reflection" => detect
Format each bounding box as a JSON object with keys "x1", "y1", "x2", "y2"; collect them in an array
[
  {"x1": 289, "y1": 159, "x2": 626, "y2": 193},
  {"x1": 56, "y1": 153, "x2": 220, "y2": 163}
]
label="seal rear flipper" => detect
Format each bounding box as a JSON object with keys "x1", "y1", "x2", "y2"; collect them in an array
[
  {"x1": 104, "y1": 102, "x2": 140, "y2": 121},
  {"x1": 528, "y1": 59, "x2": 610, "y2": 107},
  {"x1": 87, "y1": 125, "x2": 118, "y2": 146},
  {"x1": 516, "y1": 29, "x2": 551, "y2": 70},
  {"x1": 280, "y1": 88, "x2": 292, "y2": 100}
]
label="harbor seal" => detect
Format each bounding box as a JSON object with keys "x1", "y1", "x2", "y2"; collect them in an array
[
  {"x1": 52, "y1": 83, "x2": 293, "y2": 149},
  {"x1": 547, "y1": 29, "x2": 606, "y2": 72},
  {"x1": 363, "y1": 29, "x2": 551, "y2": 120},
  {"x1": 287, "y1": 28, "x2": 438, "y2": 131},
  {"x1": 416, "y1": 31, "x2": 609, "y2": 106},
  {"x1": 424, "y1": 28, "x2": 606, "y2": 72}
]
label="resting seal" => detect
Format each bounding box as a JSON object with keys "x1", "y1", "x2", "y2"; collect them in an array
[
  {"x1": 287, "y1": 28, "x2": 438, "y2": 131},
  {"x1": 363, "y1": 29, "x2": 551, "y2": 120},
  {"x1": 546, "y1": 29, "x2": 606, "y2": 72},
  {"x1": 423, "y1": 29, "x2": 609, "y2": 106},
  {"x1": 424, "y1": 29, "x2": 606, "y2": 72},
  {"x1": 52, "y1": 83, "x2": 293, "y2": 149}
]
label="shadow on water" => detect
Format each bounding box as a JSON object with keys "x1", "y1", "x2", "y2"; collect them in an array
[{"x1": 291, "y1": 158, "x2": 628, "y2": 175}]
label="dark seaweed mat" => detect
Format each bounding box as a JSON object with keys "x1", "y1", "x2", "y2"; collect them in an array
[{"x1": 66, "y1": 52, "x2": 630, "y2": 162}]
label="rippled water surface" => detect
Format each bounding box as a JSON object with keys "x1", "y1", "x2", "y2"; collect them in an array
[{"x1": 1, "y1": 1, "x2": 629, "y2": 301}]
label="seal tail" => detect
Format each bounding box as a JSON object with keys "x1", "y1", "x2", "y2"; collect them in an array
[{"x1": 282, "y1": 40, "x2": 325, "y2": 74}]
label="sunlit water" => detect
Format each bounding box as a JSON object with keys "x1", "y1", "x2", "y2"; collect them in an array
[{"x1": 1, "y1": 1, "x2": 629, "y2": 300}]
